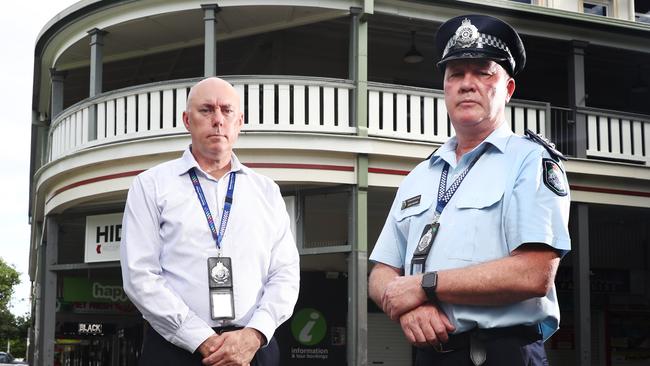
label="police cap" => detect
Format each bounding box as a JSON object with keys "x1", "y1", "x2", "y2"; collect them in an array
[{"x1": 435, "y1": 14, "x2": 526, "y2": 76}]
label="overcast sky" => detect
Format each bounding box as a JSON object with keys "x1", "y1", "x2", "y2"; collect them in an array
[{"x1": 0, "y1": 0, "x2": 80, "y2": 317}]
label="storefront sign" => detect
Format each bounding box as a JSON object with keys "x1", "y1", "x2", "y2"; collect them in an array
[
  {"x1": 556, "y1": 267, "x2": 630, "y2": 294},
  {"x1": 290, "y1": 308, "x2": 328, "y2": 360},
  {"x1": 78, "y1": 323, "x2": 103, "y2": 335},
  {"x1": 63, "y1": 277, "x2": 129, "y2": 303},
  {"x1": 292, "y1": 308, "x2": 327, "y2": 346},
  {"x1": 85, "y1": 213, "x2": 123, "y2": 263},
  {"x1": 278, "y1": 272, "x2": 347, "y2": 365},
  {"x1": 61, "y1": 301, "x2": 137, "y2": 314}
]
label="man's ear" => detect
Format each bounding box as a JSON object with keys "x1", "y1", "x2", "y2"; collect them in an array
[
  {"x1": 182, "y1": 110, "x2": 191, "y2": 131},
  {"x1": 505, "y1": 77, "x2": 516, "y2": 103},
  {"x1": 237, "y1": 111, "x2": 244, "y2": 128}
]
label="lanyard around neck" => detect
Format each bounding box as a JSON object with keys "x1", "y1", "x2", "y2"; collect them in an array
[
  {"x1": 435, "y1": 147, "x2": 486, "y2": 215},
  {"x1": 189, "y1": 168, "x2": 236, "y2": 251}
]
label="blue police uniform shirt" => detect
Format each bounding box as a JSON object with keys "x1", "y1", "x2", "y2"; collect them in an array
[{"x1": 369, "y1": 122, "x2": 571, "y2": 341}]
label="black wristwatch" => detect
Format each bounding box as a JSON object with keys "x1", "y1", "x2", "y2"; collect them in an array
[{"x1": 421, "y1": 271, "x2": 438, "y2": 303}]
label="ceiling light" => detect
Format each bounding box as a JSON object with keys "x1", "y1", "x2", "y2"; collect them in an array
[{"x1": 403, "y1": 30, "x2": 424, "y2": 64}]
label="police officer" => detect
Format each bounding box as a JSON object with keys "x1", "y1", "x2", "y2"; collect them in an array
[{"x1": 368, "y1": 15, "x2": 571, "y2": 366}]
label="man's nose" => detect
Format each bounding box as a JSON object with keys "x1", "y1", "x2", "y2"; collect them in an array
[
  {"x1": 210, "y1": 109, "x2": 224, "y2": 125},
  {"x1": 459, "y1": 72, "x2": 476, "y2": 92}
]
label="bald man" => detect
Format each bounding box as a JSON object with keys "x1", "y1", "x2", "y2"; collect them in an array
[{"x1": 121, "y1": 77, "x2": 300, "y2": 366}]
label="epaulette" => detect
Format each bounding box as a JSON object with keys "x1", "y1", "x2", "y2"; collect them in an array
[{"x1": 524, "y1": 129, "x2": 567, "y2": 161}]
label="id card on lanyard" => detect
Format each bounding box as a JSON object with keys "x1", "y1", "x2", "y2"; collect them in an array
[
  {"x1": 410, "y1": 148, "x2": 486, "y2": 274},
  {"x1": 189, "y1": 168, "x2": 237, "y2": 320}
]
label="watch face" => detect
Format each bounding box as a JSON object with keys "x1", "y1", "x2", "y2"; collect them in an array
[
  {"x1": 422, "y1": 272, "x2": 438, "y2": 302},
  {"x1": 423, "y1": 272, "x2": 437, "y2": 288}
]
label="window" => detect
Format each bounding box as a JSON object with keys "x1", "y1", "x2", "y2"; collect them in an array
[
  {"x1": 0, "y1": 353, "x2": 14, "y2": 363},
  {"x1": 636, "y1": 0, "x2": 650, "y2": 24},
  {"x1": 584, "y1": 1, "x2": 608, "y2": 16},
  {"x1": 303, "y1": 191, "x2": 349, "y2": 249}
]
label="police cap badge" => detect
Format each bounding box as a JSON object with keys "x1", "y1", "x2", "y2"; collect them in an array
[{"x1": 435, "y1": 14, "x2": 526, "y2": 76}]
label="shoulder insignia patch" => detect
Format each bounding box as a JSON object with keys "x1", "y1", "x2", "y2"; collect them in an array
[
  {"x1": 525, "y1": 129, "x2": 567, "y2": 161},
  {"x1": 543, "y1": 158, "x2": 568, "y2": 196}
]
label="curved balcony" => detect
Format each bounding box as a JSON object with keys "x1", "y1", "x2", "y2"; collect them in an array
[
  {"x1": 367, "y1": 82, "x2": 549, "y2": 142},
  {"x1": 48, "y1": 76, "x2": 357, "y2": 162},
  {"x1": 47, "y1": 75, "x2": 556, "y2": 164}
]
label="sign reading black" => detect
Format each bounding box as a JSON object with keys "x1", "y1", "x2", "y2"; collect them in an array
[{"x1": 78, "y1": 323, "x2": 103, "y2": 335}]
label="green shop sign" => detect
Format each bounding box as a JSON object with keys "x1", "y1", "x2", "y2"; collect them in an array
[
  {"x1": 63, "y1": 277, "x2": 129, "y2": 303},
  {"x1": 291, "y1": 308, "x2": 327, "y2": 346}
]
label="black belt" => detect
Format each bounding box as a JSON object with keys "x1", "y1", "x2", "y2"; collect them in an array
[
  {"x1": 212, "y1": 325, "x2": 243, "y2": 334},
  {"x1": 432, "y1": 324, "x2": 541, "y2": 353}
]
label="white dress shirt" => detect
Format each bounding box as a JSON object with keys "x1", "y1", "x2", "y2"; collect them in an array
[{"x1": 120, "y1": 147, "x2": 300, "y2": 353}]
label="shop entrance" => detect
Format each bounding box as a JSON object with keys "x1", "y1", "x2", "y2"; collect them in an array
[{"x1": 55, "y1": 322, "x2": 143, "y2": 366}]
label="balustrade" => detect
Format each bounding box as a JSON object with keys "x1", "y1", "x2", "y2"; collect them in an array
[{"x1": 47, "y1": 77, "x2": 649, "y2": 166}]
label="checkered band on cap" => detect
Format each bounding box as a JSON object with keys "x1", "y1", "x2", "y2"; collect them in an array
[
  {"x1": 443, "y1": 31, "x2": 516, "y2": 72},
  {"x1": 435, "y1": 15, "x2": 526, "y2": 75}
]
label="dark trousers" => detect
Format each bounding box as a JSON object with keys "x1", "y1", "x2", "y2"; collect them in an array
[
  {"x1": 139, "y1": 326, "x2": 279, "y2": 366},
  {"x1": 415, "y1": 331, "x2": 549, "y2": 366}
]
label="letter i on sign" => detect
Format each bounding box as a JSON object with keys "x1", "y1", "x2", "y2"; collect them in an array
[{"x1": 299, "y1": 312, "x2": 320, "y2": 343}]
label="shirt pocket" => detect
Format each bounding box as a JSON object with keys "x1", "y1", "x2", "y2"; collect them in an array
[
  {"x1": 394, "y1": 193, "x2": 434, "y2": 223},
  {"x1": 447, "y1": 186, "x2": 505, "y2": 262},
  {"x1": 393, "y1": 193, "x2": 435, "y2": 261}
]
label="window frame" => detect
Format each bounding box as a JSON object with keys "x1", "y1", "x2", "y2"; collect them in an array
[{"x1": 583, "y1": 0, "x2": 611, "y2": 16}]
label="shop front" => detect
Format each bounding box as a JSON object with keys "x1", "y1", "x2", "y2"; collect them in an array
[
  {"x1": 276, "y1": 272, "x2": 348, "y2": 365},
  {"x1": 54, "y1": 276, "x2": 142, "y2": 366},
  {"x1": 545, "y1": 202, "x2": 650, "y2": 366},
  {"x1": 46, "y1": 187, "x2": 355, "y2": 365}
]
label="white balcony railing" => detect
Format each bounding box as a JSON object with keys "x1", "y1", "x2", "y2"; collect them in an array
[
  {"x1": 368, "y1": 82, "x2": 548, "y2": 143},
  {"x1": 48, "y1": 76, "x2": 356, "y2": 162},
  {"x1": 47, "y1": 76, "x2": 649, "y2": 166},
  {"x1": 50, "y1": 78, "x2": 194, "y2": 162},
  {"x1": 235, "y1": 76, "x2": 355, "y2": 134},
  {"x1": 584, "y1": 107, "x2": 650, "y2": 164}
]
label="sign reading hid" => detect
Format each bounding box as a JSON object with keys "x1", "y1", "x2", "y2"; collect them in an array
[{"x1": 85, "y1": 213, "x2": 123, "y2": 263}]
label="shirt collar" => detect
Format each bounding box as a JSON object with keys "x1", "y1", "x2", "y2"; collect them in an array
[
  {"x1": 429, "y1": 122, "x2": 513, "y2": 166},
  {"x1": 177, "y1": 146, "x2": 243, "y2": 178}
]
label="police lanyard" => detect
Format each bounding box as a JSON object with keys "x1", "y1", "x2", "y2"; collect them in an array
[
  {"x1": 411, "y1": 147, "x2": 486, "y2": 274},
  {"x1": 435, "y1": 147, "x2": 486, "y2": 218},
  {"x1": 189, "y1": 167, "x2": 236, "y2": 252}
]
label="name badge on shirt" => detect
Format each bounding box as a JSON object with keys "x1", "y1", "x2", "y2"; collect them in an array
[
  {"x1": 207, "y1": 257, "x2": 235, "y2": 320},
  {"x1": 401, "y1": 195, "x2": 421, "y2": 210}
]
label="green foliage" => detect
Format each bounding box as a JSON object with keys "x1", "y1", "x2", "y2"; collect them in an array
[
  {"x1": 9, "y1": 314, "x2": 30, "y2": 357},
  {"x1": 0, "y1": 257, "x2": 29, "y2": 358},
  {"x1": 0, "y1": 311, "x2": 30, "y2": 359},
  {"x1": 0, "y1": 258, "x2": 20, "y2": 310}
]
